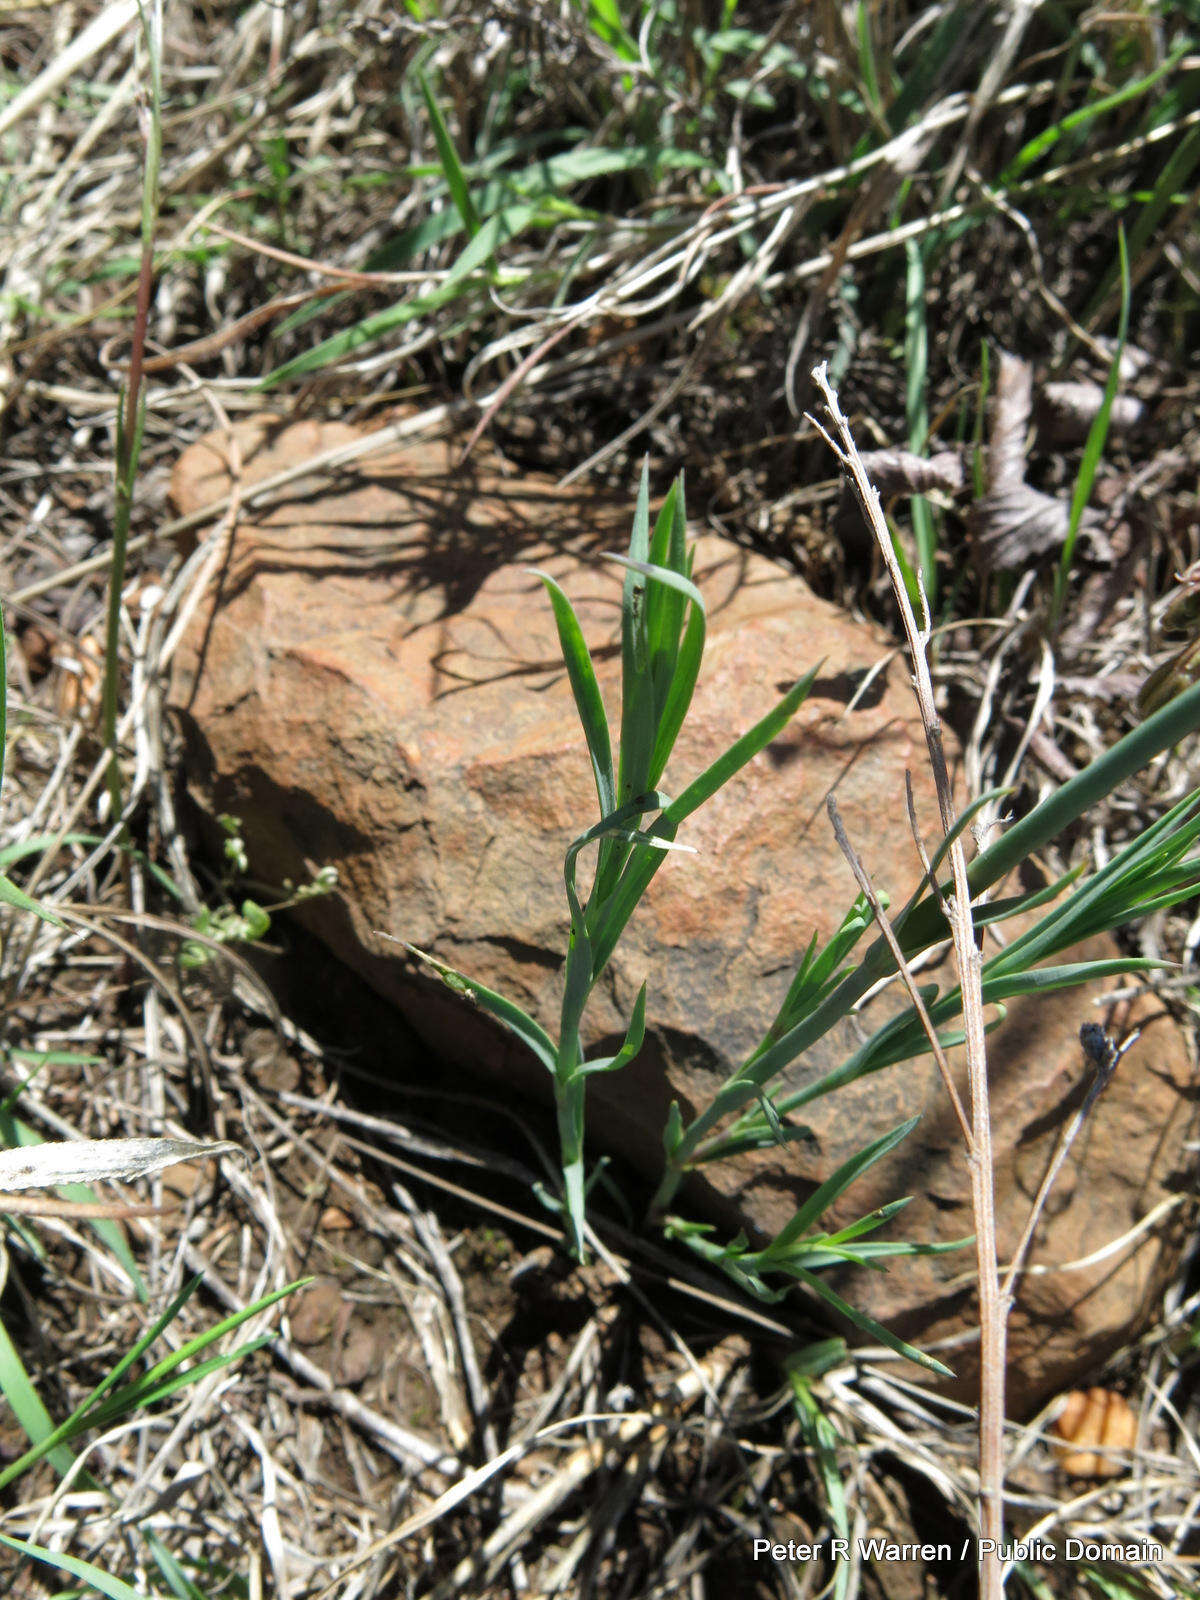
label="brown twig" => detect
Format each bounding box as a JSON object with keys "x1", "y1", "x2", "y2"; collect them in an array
[{"x1": 1000, "y1": 1025, "x2": 1137, "y2": 1300}]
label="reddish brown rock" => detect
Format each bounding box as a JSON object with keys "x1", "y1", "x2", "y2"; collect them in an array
[{"x1": 170, "y1": 417, "x2": 1194, "y2": 1412}]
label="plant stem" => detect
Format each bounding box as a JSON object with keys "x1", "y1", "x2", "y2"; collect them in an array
[
  {"x1": 101, "y1": 2, "x2": 162, "y2": 835},
  {"x1": 811, "y1": 364, "x2": 1005, "y2": 1600}
]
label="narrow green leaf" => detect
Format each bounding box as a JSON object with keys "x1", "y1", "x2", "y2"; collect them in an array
[
  {"x1": 88, "y1": 1338, "x2": 275, "y2": 1427},
  {"x1": 1053, "y1": 225, "x2": 1129, "y2": 627},
  {"x1": 0, "y1": 830, "x2": 97, "y2": 870},
  {"x1": 768, "y1": 1118, "x2": 919, "y2": 1251},
  {"x1": 418, "y1": 73, "x2": 479, "y2": 236},
  {"x1": 697, "y1": 1120, "x2": 818, "y2": 1163},
  {"x1": 1003, "y1": 43, "x2": 1188, "y2": 181},
  {"x1": 649, "y1": 599, "x2": 706, "y2": 786},
  {"x1": 585, "y1": 0, "x2": 640, "y2": 61},
  {"x1": 789, "y1": 1376, "x2": 851, "y2": 1599},
  {"x1": 905, "y1": 237, "x2": 936, "y2": 605},
  {"x1": 1078, "y1": 124, "x2": 1200, "y2": 329},
  {"x1": 617, "y1": 464, "x2": 655, "y2": 806},
  {"x1": 787, "y1": 1267, "x2": 953, "y2": 1376},
  {"x1": 405, "y1": 944, "x2": 558, "y2": 1075},
  {"x1": 263, "y1": 277, "x2": 470, "y2": 387},
  {"x1": 83, "y1": 1281, "x2": 303, "y2": 1435},
  {"x1": 644, "y1": 479, "x2": 687, "y2": 698},
  {"x1": 0, "y1": 1535, "x2": 147, "y2": 1600},
  {"x1": 591, "y1": 667, "x2": 819, "y2": 972},
  {"x1": 856, "y1": 1, "x2": 884, "y2": 120},
  {"x1": 534, "y1": 571, "x2": 615, "y2": 819},
  {"x1": 0, "y1": 1274, "x2": 209, "y2": 1491},
  {"x1": 902, "y1": 687, "x2": 1200, "y2": 953},
  {"x1": 0, "y1": 1317, "x2": 78, "y2": 1478},
  {"x1": 576, "y1": 983, "x2": 647, "y2": 1077},
  {"x1": 607, "y1": 553, "x2": 704, "y2": 609},
  {"x1": 443, "y1": 202, "x2": 537, "y2": 288},
  {"x1": 665, "y1": 665, "x2": 818, "y2": 827},
  {"x1": 0, "y1": 872, "x2": 61, "y2": 926}
]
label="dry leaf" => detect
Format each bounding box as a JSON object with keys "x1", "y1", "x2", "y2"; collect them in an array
[
  {"x1": 0, "y1": 1135, "x2": 240, "y2": 1191},
  {"x1": 1052, "y1": 1387, "x2": 1137, "y2": 1478},
  {"x1": 971, "y1": 349, "x2": 1101, "y2": 569},
  {"x1": 1038, "y1": 382, "x2": 1145, "y2": 447},
  {"x1": 857, "y1": 448, "x2": 964, "y2": 496}
]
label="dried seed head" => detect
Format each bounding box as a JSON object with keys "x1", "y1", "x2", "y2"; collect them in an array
[{"x1": 1051, "y1": 1387, "x2": 1137, "y2": 1478}]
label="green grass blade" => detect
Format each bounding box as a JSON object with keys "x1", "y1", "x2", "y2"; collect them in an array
[
  {"x1": 0, "y1": 1316, "x2": 78, "y2": 1478},
  {"x1": 418, "y1": 73, "x2": 479, "y2": 236},
  {"x1": 922, "y1": 684, "x2": 1200, "y2": 945},
  {"x1": 1079, "y1": 123, "x2": 1200, "y2": 330},
  {"x1": 140, "y1": 1531, "x2": 208, "y2": 1600},
  {"x1": 584, "y1": 0, "x2": 640, "y2": 61},
  {"x1": 89, "y1": 1338, "x2": 276, "y2": 1427},
  {"x1": 262, "y1": 277, "x2": 471, "y2": 387},
  {"x1": 1002, "y1": 43, "x2": 1189, "y2": 182},
  {"x1": 0, "y1": 872, "x2": 61, "y2": 925},
  {"x1": 0, "y1": 1535, "x2": 146, "y2": 1600},
  {"x1": 645, "y1": 479, "x2": 688, "y2": 708},
  {"x1": 855, "y1": 1, "x2": 885, "y2": 124},
  {"x1": 887, "y1": 3, "x2": 978, "y2": 132},
  {"x1": 905, "y1": 237, "x2": 936, "y2": 606},
  {"x1": 617, "y1": 465, "x2": 656, "y2": 805},
  {"x1": 788, "y1": 1377, "x2": 851, "y2": 1600},
  {"x1": 0, "y1": 1273, "x2": 207, "y2": 1491},
  {"x1": 1052, "y1": 225, "x2": 1129, "y2": 629},
  {"x1": 443, "y1": 202, "x2": 537, "y2": 288},
  {"x1": 534, "y1": 571, "x2": 615, "y2": 818},
  {"x1": 649, "y1": 600, "x2": 706, "y2": 787},
  {"x1": 84, "y1": 1282, "x2": 303, "y2": 1433},
  {"x1": 577, "y1": 982, "x2": 647, "y2": 1078},
  {"x1": 606, "y1": 537, "x2": 706, "y2": 754},
  {"x1": 665, "y1": 665, "x2": 819, "y2": 827}
]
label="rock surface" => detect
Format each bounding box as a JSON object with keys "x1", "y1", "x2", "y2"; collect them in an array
[{"x1": 170, "y1": 416, "x2": 1194, "y2": 1412}]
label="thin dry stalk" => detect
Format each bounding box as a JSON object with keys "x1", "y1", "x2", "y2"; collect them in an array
[{"x1": 810, "y1": 363, "x2": 1006, "y2": 1598}]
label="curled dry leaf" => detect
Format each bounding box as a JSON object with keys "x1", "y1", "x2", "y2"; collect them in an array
[
  {"x1": 970, "y1": 484, "x2": 1085, "y2": 568},
  {"x1": 1037, "y1": 382, "x2": 1145, "y2": 447},
  {"x1": 1051, "y1": 1387, "x2": 1137, "y2": 1478},
  {"x1": 986, "y1": 349, "x2": 1034, "y2": 494},
  {"x1": 971, "y1": 348, "x2": 1101, "y2": 570},
  {"x1": 54, "y1": 633, "x2": 103, "y2": 722},
  {"x1": 857, "y1": 448, "x2": 965, "y2": 496},
  {"x1": 0, "y1": 1135, "x2": 240, "y2": 1191}
]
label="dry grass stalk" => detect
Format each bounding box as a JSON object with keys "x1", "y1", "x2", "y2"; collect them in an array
[{"x1": 810, "y1": 362, "x2": 1006, "y2": 1598}]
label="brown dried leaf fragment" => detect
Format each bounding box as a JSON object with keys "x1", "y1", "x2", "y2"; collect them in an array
[
  {"x1": 986, "y1": 349, "x2": 1033, "y2": 493},
  {"x1": 971, "y1": 349, "x2": 1100, "y2": 570},
  {"x1": 1051, "y1": 1387, "x2": 1137, "y2": 1478},
  {"x1": 858, "y1": 448, "x2": 965, "y2": 496},
  {"x1": 1038, "y1": 382, "x2": 1145, "y2": 447}
]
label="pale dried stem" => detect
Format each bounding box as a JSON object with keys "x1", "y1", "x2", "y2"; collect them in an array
[
  {"x1": 810, "y1": 363, "x2": 1005, "y2": 1598},
  {"x1": 826, "y1": 794, "x2": 972, "y2": 1148}
]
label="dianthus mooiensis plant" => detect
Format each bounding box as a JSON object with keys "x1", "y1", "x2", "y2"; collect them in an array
[{"x1": 415, "y1": 423, "x2": 1200, "y2": 1377}]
